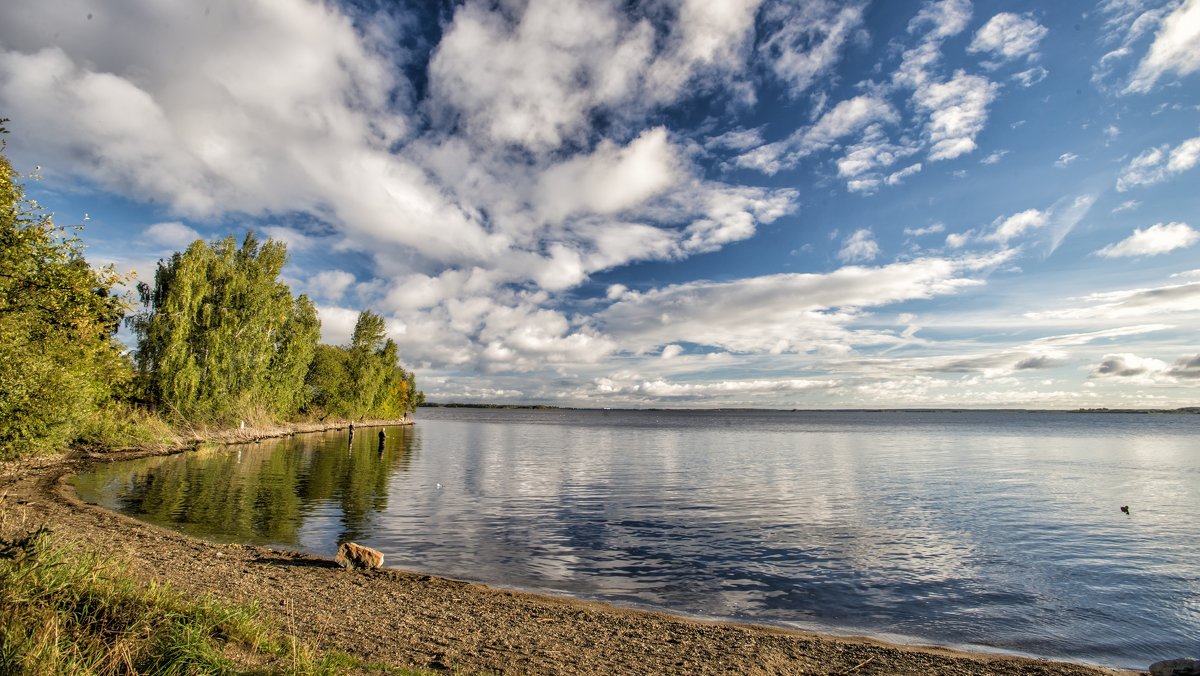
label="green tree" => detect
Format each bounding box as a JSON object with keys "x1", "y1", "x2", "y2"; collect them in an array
[
  {"x1": 303, "y1": 310, "x2": 421, "y2": 419},
  {"x1": 130, "y1": 233, "x2": 320, "y2": 423},
  {"x1": 0, "y1": 139, "x2": 130, "y2": 458},
  {"x1": 305, "y1": 343, "x2": 352, "y2": 418}
]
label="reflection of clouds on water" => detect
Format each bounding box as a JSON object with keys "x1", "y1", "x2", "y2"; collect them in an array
[{"x1": 77, "y1": 409, "x2": 1200, "y2": 669}]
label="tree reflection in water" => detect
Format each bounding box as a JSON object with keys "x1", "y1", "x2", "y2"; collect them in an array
[{"x1": 77, "y1": 427, "x2": 417, "y2": 546}]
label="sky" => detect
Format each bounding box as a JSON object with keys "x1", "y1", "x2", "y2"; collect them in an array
[{"x1": 1, "y1": 0, "x2": 1199, "y2": 409}]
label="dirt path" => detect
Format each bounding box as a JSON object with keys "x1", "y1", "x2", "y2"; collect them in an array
[{"x1": 0, "y1": 439, "x2": 1138, "y2": 675}]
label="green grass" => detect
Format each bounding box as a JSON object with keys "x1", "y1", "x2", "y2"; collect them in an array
[
  {"x1": 0, "y1": 527, "x2": 430, "y2": 675},
  {"x1": 73, "y1": 402, "x2": 180, "y2": 452}
]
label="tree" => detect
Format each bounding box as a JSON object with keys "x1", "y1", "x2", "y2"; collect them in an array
[
  {"x1": 304, "y1": 310, "x2": 422, "y2": 419},
  {"x1": 130, "y1": 233, "x2": 320, "y2": 423},
  {"x1": 0, "y1": 140, "x2": 129, "y2": 457}
]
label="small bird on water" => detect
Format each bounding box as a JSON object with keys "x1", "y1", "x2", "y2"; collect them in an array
[{"x1": 1120, "y1": 505, "x2": 1130, "y2": 515}]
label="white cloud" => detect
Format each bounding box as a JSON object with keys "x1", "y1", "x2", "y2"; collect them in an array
[
  {"x1": 1055, "y1": 152, "x2": 1079, "y2": 168},
  {"x1": 1125, "y1": 0, "x2": 1200, "y2": 93},
  {"x1": 904, "y1": 223, "x2": 945, "y2": 237},
  {"x1": 945, "y1": 232, "x2": 970, "y2": 248},
  {"x1": 885, "y1": 163, "x2": 923, "y2": 186},
  {"x1": 660, "y1": 344, "x2": 684, "y2": 359},
  {"x1": 1096, "y1": 222, "x2": 1200, "y2": 257},
  {"x1": 535, "y1": 127, "x2": 682, "y2": 224},
  {"x1": 1089, "y1": 353, "x2": 1171, "y2": 379},
  {"x1": 705, "y1": 127, "x2": 764, "y2": 151},
  {"x1": 847, "y1": 178, "x2": 882, "y2": 194},
  {"x1": 1116, "y1": 136, "x2": 1200, "y2": 190},
  {"x1": 908, "y1": 0, "x2": 973, "y2": 41},
  {"x1": 980, "y1": 150, "x2": 1008, "y2": 165},
  {"x1": 599, "y1": 250, "x2": 1014, "y2": 355},
  {"x1": 427, "y1": 0, "x2": 764, "y2": 153},
  {"x1": 913, "y1": 70, "x2": 999, "y2": 161},
  {"x1": 835, "y1": 125, "x2": 917, "y2": 178},
  {"x1": 985, "y1": 209, "x2": 1049, "y2": 243},
  {"x1": 968, "y1": 13, "x2": 1049, "y2": 61},
  {"x1": 1170, "y1": 353, "x2": 1200, "y2": 378},
  {"x1": 1011, "y1": 66, "x2": 1049, "y2": 87},
  {"x1": 307, "y1": 270, "x2": 357, "y2": 302},
  {"x1": 736, "y1": 94, "x2": 897, "y2": 174},
  {"x1": 1026, "y1": 280, "x2": 1200, "y2": 320},
  {"x1": 759, "y1": 0, "x2": 866, "y2": 97},
  {"x1": 1168, "y1": 136, "x2": 1200, "y2": 172},
  {"x1": 1112, "y1": 200, "x2": 1141, "y2": 213},
  {"x1": 838, "y1": 229, "x2": 880, "y2": 262},
  {"x1": 315, "y1": 305, "x2": 364, "y2": 347},
  {"x1": 144, "y1": 221, "x2": 201, "y2": 249},
  {"x1": 594, "y1": 376, "x2": 838, "y2": 399}
]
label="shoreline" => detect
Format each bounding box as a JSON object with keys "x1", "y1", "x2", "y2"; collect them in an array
[{"x1": 1, "y1": 424, "x2": 1136, "y2": 675}]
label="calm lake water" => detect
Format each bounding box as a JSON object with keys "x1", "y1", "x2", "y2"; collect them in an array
[{"x1": 73, "y1": 408, "x2": 1199, "y2": 668}]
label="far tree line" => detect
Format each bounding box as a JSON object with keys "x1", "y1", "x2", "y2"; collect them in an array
[{"x1": 0, "y1": 124, "x2": 421, "y2": 459}]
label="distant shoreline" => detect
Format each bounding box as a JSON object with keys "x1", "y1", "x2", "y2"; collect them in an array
[{"x1": 421, "y1": 402, "x2": 1200, "y2": 415}]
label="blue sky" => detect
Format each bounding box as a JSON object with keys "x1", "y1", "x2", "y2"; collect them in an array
[{"x1": 2, "y1": 0, "x2": 1199, "y2": 408}]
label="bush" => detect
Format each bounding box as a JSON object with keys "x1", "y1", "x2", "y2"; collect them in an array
[{"x1": 0, "y1": 148, "x2": 130, "y2": 459}]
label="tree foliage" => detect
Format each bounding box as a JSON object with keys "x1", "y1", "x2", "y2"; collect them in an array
[
  {"x1": 0, "y1": 146, "x2": 129, "y2": 458},
  {"x1": 130, "y1": 233, "x2": 321, "y2": 423},
  {"x1": 305, "y1": 310, "x2": 421, "y2": 419},
  {"x1": 131, "y1": 235, "x2": 420, "y2": 425}
]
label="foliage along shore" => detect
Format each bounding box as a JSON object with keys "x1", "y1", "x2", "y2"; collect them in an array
[{"x1": 0, "y1": 122, "x2": 422, "y2": 461}]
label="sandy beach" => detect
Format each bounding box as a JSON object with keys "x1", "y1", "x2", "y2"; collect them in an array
[{"x1": 0, "y1": 429, "x2": 1137, "y2": 675}]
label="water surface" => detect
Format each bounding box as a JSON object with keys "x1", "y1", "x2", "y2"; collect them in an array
[{"x1": 73, "y1": 409, "x2": 1200, "y2": 669}]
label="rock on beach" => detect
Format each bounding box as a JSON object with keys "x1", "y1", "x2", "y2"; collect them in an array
[{"x1": 335, "y1": 542, "x2": 384, "y2": 570}]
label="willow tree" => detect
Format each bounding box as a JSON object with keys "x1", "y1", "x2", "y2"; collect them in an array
[
  {"x1": 305, "y1": 310, "x2": 421, "y2": 419},
  {"x1": 130, "y1": 233, "x2": 320, "y2": 423},
  {"x1": 0, "y1": 134, "x2": 129, "y2": 457}
]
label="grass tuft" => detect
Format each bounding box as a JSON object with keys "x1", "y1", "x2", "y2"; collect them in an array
[
  {"x1": 0, "y1": 526, "x2": 418, "y2": 675},
  {"x1": 73, "y1": 402, "x2": 179, "y2": 452}
]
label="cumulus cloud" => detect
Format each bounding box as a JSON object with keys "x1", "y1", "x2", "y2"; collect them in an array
[
  {"x1": 599, "y1": 250, "x2": 1014, "y2": 355},
  {"x1": 144, "y1": 222, "x2": 201, "y2": 249},
  {"x1": 1093, "y1": 0, "x2": 1181, "y2": 91},
  {"x1": 968, "y1": 13, "x2": 1049, "y2": 62},
  {"x1": 535, "y1": 128, "x2": 682, "y2": 224},
  {"x1": 758, "y1": 0, "x2": 867, "y2": 97},
  {"x1": 1116, "y1": 136, "x2": 1200, "y2": 189},
  {"x1": 307, "y1": 270, "x2": 357, "y2": 302},
  {"x1": 1170, "y1": 353, "x2": 1200, "y2": 378},
  {"x1": 908, "y1": 0, "x2": 973, "y2": 41},
  {"x1": 913, "y1": 70, "x2": 999, "y2": 161},
  {"x1": 735, "y1": 94, "x2": 898, "y2": 174},
  {"x1": 427, "y1": 0, "x2": 764, "y2": 153},
  {"x1": 1089, "y1": 353, "x2": 1171, "y2": 379},
  {"x1": 838, "y1": 229, "x2": 880, "y2": 262},
  {"x1": 1125, "y1": 0, "x2": 1200, "y2": 93},
  {"x1": 1096, "y1": 222, "x2": 1200, "y2": 257},
  {"x1": 835, "y1": 125, "x2": 918, "y2": 179},
  {"x1": 984, "y1": 209, "x2": 1049, "y2": 243}
]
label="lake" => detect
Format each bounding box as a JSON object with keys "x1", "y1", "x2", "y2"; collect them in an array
[{"x1": 72, "y1": 408, "x2": 1200, "y2": 669}]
